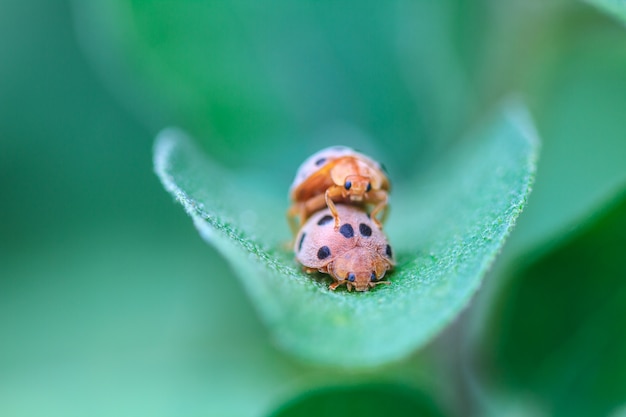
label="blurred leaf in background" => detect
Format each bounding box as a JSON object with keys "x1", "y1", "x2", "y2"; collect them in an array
[
  {"x1": 2, "y1": 0, "x2": 626, "y2": 416},
  {"x1": 476, "y1": 192, "x2": 626, "y2": 416},
  {"x1": 269, "y1": 383, "x2": 445, "y2": 417},
  {"x1": 587, "y1": 0, "x2": 626, "y2": 24},
  {"x1": 502, "y1": 3, "x2": 626, "y2": 254},
  {"x1": 71, "y1": 1, "x2": 482, "y2": 175}
]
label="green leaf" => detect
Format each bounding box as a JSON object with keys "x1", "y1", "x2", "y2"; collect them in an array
[
  {"x1": 586, "y1": 0, "x2": 626, "y2": 24},
  {"x1": 477, "y1": 189, "x2": 626, "y2": 417},
  {"x1": 504, "y1": 17, "x2": 626, "y2": 255},
  {"x1": 154, "y1": 102, "x2": 538, "y2": 368},
  {"x1": 269, "y1": 384, "x2": 445, "y2": 417},
  {"x1": 72, "y1": 0, "x2": 476, "y2": 174}
]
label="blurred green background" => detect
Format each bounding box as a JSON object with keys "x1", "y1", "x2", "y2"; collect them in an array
[{"x1": 1, "y1": 0, "x2": 626, "y2": 416}]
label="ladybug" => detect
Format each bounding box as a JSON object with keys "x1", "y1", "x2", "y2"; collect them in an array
[
  {"x1": 287, "y1": 146, "x2": 390, "y2": 234},
  {"x1": 294, "y1": 204, "x2": 394, "y2": 292}
]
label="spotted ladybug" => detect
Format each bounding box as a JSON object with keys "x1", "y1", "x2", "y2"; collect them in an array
[
  {"x1": 294, "y1": 204, "x2": 394, "y2": 292},
  {"x1": 287, "y1": 146, "x2": 390, "y2": 233}
]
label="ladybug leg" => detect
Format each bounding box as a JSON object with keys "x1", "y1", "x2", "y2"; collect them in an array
[
  {"x1": 287, "y1": 204, "x2": 302, "y2": 235},
  {"x1": 369, "y1": 280, "x2": 391, "y2": 289},
  {"x1": 368, "y1": 190, "x2": 389, "y2": 229},
  {"x1": 290, "y1": 193, "x2": 329, "y2": 235},
  {"x1": 324, "y1": 186, "x2": 344, "y2": 230},
  {"x1": 329, "y1": 280, "x2": 346, "y2": 291},
  {"x1": 302, "y1": 193, "x2": 327, "y2": 215}
]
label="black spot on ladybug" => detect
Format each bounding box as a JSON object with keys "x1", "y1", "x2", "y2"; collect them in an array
[
  {"x1": 339, "y1": 224, "x2": 354, "y2": 238},
  {"x1": 347, "y1": 273, "x2": 356, "y2": 282},
  {"x1": 317, "y1": 215, "x2": 333, "y2": 226},
  {"x1": 317, "y1": 246, "x2": 331, "y2": 260},
  {"x1": 385, "y1": 244, "x2": 393, "y2": 258},
  {"x1": 359, "y1": 223, "x2": 372, "y2": 237},
  {"x1": 371, "y1": 272, "x2": 377, "y2": 281},
  {"x1": 366, "y1": 182, "x2": 371, "y2": 192},
  {"x1": 298, "y1": 233, "x2": 306, "y2": 252},
  {"x1": 315, "y1": 157, "x2": 326, "y2": 166},
  {"x1": 344, "y1": 180, "x2": 352, "y2": 190}
]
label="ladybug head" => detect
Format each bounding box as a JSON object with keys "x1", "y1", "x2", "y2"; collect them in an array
[
  {"x1": 327, "y1": 248, "x2": 391, "y2": 292},
  {"x1": 329, "y1": 158, "x2": 378, "y2": 200},
  {"x1": 343, "y1": 175, "x2": 372, "y2": 201}
]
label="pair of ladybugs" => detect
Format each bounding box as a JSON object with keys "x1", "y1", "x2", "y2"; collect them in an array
[{"x1": 288, "y1": 146, "x2": 394, "y2": 292}]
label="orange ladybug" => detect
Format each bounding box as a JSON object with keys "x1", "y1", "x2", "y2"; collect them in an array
[
  {"x1": 295, "y1": 204, "x2": 394, "y2": 291},
  {"x1": 287, "y1": 146, "x2": 390, "y2": 233}
]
